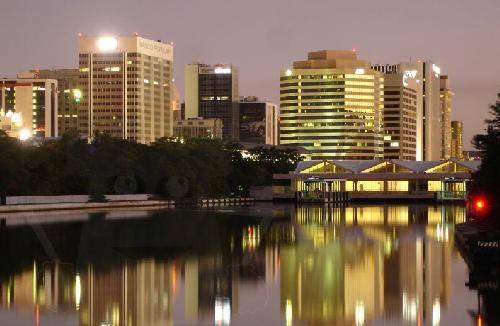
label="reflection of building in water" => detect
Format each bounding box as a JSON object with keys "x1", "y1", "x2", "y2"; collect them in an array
[
  {"x1": 184, "y1": 255, "x2": 238, "y2": 324},
  {"x1": 281, "y1": 205, "x2": 458, "y2": 325},
  {"x1": 79, "y1": 259, "x2": 176, "y2": 326},
  {"x1": 280, "y1": 239, "x2": 383, "y2": 325},
  {"x1": 0, "y1": 261, "x2": 76, "y2": 312}
]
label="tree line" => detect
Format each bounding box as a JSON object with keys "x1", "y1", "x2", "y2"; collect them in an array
[
  {"x1": 472, "y1": 92, "x2": 500, "y2": 207},
  {"x1": 0, "y1": 131, "x2": 302, "y2": 202}
]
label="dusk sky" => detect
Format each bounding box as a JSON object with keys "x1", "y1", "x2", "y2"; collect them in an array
[{"x1": 1, "y1": 0, "x2": 499, "y2": 149}]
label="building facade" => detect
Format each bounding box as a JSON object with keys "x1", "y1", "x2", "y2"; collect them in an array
[
  {"x1": 440, "y1": 76, "x2": 452, "y2": 159},
  {"x1": 173, "y1": 118, "x2": 223, "y2": 139},
  {"x1": 451, "y1": 120, "x2": 463, "y2": 159},
  {"x1": 274, "y1": 159, "x2": 480, "y2": 202},
  {"x1": 372, "y1": 64, "x2": 420, "y2": 160},
  {"x1": 33, "y1": 69, "x2": 80, "y2": 136},
  {"x1": 0, "y1": 77, "x2": 58, "y2": 139},
  {"x1": 184, "y1": 63, "x2": 239, "y2": 141},
  {"x1": 373, "y1": 61, "x2": 443, "y2": 161},
  {"x1": 239, "y1": 96, "x2": 279, "y2": 145},
  {"x1": 0, "y1": 109, "x2": 23, "y2": 138},
  {"x1": 78, "y1": 35, "x2": 174, "y2": 143},
  {"x1": 280, "y1": 50, "x2": 384, "y2": 160}
]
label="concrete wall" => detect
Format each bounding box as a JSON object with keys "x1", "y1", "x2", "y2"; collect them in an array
[{"x1": 6, "y1": 194, "x2": 152, "y2": 205}]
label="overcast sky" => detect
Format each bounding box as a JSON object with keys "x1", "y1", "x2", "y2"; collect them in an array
[{"x1": 1, "y1": 0, "x2": 499, "y2": 149}]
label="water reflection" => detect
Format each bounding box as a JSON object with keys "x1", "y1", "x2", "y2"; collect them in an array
[{"x1": 0, "y1": 204, "x2": 477, "y2": 325}]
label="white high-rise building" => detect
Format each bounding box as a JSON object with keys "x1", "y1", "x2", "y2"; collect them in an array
[{"x1": 373, "y1": 60, "x2": 443, "y2": 160}]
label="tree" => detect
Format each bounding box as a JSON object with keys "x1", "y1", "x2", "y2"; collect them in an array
[{"x1": 472, "y1": 92, "x2": 500, "y2": 206}]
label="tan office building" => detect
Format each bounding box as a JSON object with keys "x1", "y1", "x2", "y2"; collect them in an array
[
  {"x1": 32, "y1": 69, "x2": 80, "y2": 136},
  {"x1": 440, "y1": 76, "x2": 453, "y2": 159},
  {"x1": 280, "y1": 50, "x2": 384, "y2": 160},
  {"x1": 451, "y1": 120, "x2": 463, "y2": 159},
  {"x1": 78, "y1": 34, "x2": 174, "y2": 143},
  {"x1": 173, "y1": 118, "x2": 223, "y2": 139}
]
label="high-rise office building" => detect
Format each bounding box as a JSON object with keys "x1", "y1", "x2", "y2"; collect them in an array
[
  {"x1": 280, "y1": 50, "x2": 384, "y2": 160},
  {"x1": 440, "y1": 76, "x2": 452, "y2": 159},
  {"x1": 239, "y1": 96, "x2": 279, "y2": 145},
  {"x1": 32, "y1": 69, "x2": 80, "y2": 136},
  {"x1": 372, "y1": 64, "x2": 420, "y2": 160},
  {"x1": 78, "y1": 34, "x2": 174, "y2": 143},
  {"x1": 0, "y1": 76, "x2": 58, "y2": 139},
  {"x1": 184, "y1": 63, "x2": 239, "y2": 140},
  {"x1": 450, "y1": 121, "x2": 463, "y2": 159},
  {"x1": 373, "y1": 60, "x2": 443, "y2": 160}
]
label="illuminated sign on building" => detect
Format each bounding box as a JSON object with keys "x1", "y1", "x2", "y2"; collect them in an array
[
  {"x1": 214, "y1": 67, "x2": 232, "y2": 74},
  {"x1": 402, "y1": 70, "x2": 418, "y2": 87}
]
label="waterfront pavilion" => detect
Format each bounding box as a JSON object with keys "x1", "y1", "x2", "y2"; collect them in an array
[{"x1": 273, "y1": 160, "x2": 481, "y2": 202}]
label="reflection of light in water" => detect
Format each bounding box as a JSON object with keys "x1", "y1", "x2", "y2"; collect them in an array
[
  {"x1": 436, "y1": 224, "x2": 450, "y2": 242},
  {"x1": 112, "y1": 303, "x2": 120, "y2": 325},
  {"x1": 355, "y1": 301, "x2": 365, "y2": 326},
  {"x1": 75, "y1": 274, "x2": 81, "y2": 310},
  {"x1": 285, "y1": 299, "x2": 293, "y2": 326},
  {"x1": 402, "y1": 292, "x2": 418, "y2": 322},
  {"x1": 33, "y1": 260, "x2": 37, "y2": 304},
  {"x1": 432, "y1": 300, "x2": 441, "y2": 326},
  {"x1": 242, "y1": 225, "x2": 260, "y2": 251},
  {"x1": 215, "y1": 296, "x2": 231, "y2": 326}
]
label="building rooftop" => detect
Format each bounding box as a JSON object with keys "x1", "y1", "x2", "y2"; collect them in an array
[
  {"x1": 292, "y1": 49, "x2": 371, "y2": 70},
  {"x1": 293, "y1": 159, "x2": 481, "y2": 174}
]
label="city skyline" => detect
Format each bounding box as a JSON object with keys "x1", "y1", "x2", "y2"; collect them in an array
[{"x1": 1, "y1": 0, "x2": 499, "y2": 149}]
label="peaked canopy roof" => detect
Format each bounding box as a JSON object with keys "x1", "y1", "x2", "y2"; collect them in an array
[{"x1": 295, "y1": 159, "x2": 481, "y2": 174}]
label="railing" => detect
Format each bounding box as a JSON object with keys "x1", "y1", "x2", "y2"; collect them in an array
[{"x1": 437, "y1": 191, "x2": 467, "y2": 200}]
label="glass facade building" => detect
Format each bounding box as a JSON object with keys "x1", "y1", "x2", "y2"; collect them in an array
[{"x1": 184, "y1": 63, "x2": 239, "y2": 141}]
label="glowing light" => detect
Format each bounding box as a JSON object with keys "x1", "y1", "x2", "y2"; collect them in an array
[
  {"x1": 19, "y1": 128, "x2": 31, "y2": 141},
  {"x1": 72, "y1": 89, "x2": 82, "y2": 103},
  {"x1": 97, "y1": 37, "x2": 118, "y2": 51},
  {"x1": 475, "y1": 199, "x2": 485, "y2": 210},
  {"x1": 355, "y1": 68, "x2": 365, "y2": 75},
  {"x1": 75, "y1": 274, "x2": 81, "y2": 310},
  {"x1": 215, "y1": 297, "x2": 231, "y2": 326},
  {"x1": 355, "y1": 301, "x2": 365, "y2": 326},
  {"x1": 432, "y1": 300, "x2": 440, "y2": 326},
  {"x1": 285, "y1": 299, "x2": 293, "y2": 326},
  {"x1": 285, "y1": 69, "x2": 293, "y2": 76}
]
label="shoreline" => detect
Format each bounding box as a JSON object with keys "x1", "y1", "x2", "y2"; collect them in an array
[{"x1": 0, "y1": 200, "x2": 175, "y2": 215}]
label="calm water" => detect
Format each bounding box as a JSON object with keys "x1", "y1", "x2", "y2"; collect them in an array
[{"x1": 0, "y1": 204, "x2": 494, "y2": 325}]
